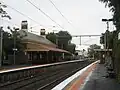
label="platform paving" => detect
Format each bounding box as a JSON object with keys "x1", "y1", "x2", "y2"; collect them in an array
[
  {"x1": 62, "y1": 62, "x2": 120, "y2": 90},
  {"x1": 81, "y1": 64, "x2": 120, "y2": 90}
]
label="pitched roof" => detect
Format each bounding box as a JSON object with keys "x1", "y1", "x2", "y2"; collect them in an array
[
  {"x1": 18, "y1": 30, "x2": 56, "y2": 47},
  {"x1": 25, "y1": 42, "x2": 71, "y2": 54}
]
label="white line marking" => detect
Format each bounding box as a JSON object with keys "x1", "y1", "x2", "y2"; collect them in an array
[
  {"x1": 80, "y1": 70, "x2": 93, "y2": 90},
  {"x1": 52, "y1": 60, "x2": 99, "y2": 90},
  {"x1": 0, "y1": 59, "x2": 85, "y2": 74}
]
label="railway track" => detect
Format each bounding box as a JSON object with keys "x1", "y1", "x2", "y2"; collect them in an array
[
  {"x1": 0, "y1": 69, "x2": 63, "y2": 90},
  {"x1": 37, "y1": 66, "x2": 85, "y2": 90},
  {"x1": 0, "y1": 60, "x2": 92, "y2": 90}
]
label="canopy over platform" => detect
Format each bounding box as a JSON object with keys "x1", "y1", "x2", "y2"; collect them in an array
[{"x1": 25, "y1": 42, "x2": 71, "y2": 54}]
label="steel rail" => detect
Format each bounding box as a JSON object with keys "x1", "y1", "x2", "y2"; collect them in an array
[
  {"x1": 0, "y1": 60, "x2": 91, "y2": 90},
  {"x1": 37, "y1": 65, "x2": 87, "y2": 90}
]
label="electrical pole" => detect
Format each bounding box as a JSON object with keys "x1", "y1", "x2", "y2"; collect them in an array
[
  {"x1": 0, "y1": 2, "x2": 11, "y2": 66},
  {"x1": 102, "y1": 19, "x2": 113, "y2": 49},
  {"x1": 0, "y1": 27, "x2": 3, "y2": 67},
  {"x1": 8, "y1": 27, "x2": 19, "y2": 65},
  {"x1": 13, "y1": 29, "x2": 16, "y2": 65}
]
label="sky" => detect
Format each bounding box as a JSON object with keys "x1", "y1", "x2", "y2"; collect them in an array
[{"x1": 1, "y1": 0, "x2": 114, "y2": 50}]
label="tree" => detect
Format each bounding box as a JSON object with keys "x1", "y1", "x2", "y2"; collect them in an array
[
  {"x1": 57, "y1": 31, "x2": 72, "y2": 49},
  {"x1": 0, "y1": 2, "x2": 11, "y2": 66},
  {"x1": 66, "y1": 43, "x2": 76, "y2": 53},
  {"x1": 46, "y1": 32, "x2": 57, "y2": 44},
  {"x1": 2, "y1": 27, "x2": 25, "y2": 62},
  {"x1": 2, "y1": 31, "x2": 11, "y2": 57},
  {"x1": 46, "y1": 31, "x2": 76, "y2": 53},
  {"x1": 100, "y1": 30, "x2": 113, "y2": 49},
  {"x1": 99, "y1": 0, "x2": 120, "y2": 80},
  {"x1": 0, "y1": 2, "x2": 11, "y2": 19},
  {"x1": 57, "y1": 31, "x2": 72, "y2": 40},
  {"x1": 99, "y1": 0, "x2": 120, "y2": 29},
  {"x1": 46, "y1": 31, "x2": 72, "y2": 49},
  {"x1": 7, "y1": 27, "x2": 25, "y2": 52},
  {"x1": 88, "y1": 44, "x2": 101, "y2": 59}
]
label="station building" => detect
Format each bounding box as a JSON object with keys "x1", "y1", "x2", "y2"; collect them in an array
[{"x1": 17, "y1": 21, "x2": 71, "y2": 64}]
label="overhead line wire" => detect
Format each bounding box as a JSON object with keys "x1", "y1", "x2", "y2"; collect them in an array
[
  {"x1": 48, "y1": 0, "x2": 74, "y2": 27},
  {"x1": 0, "y1": 18, "x2": 19, "y2": 27},
  {"x1": 83, "y1": 37, "x2": 97, "y2": 44},
  {"x1": 26, "y1": 0, "x2": 64, "y2": 30},
  {"x1": 2, "y1": 1, "x2": 45, "y2": 27}
]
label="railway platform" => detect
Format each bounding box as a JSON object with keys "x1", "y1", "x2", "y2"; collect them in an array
[
  {"x1": 52, "y1": 61, "x2": 120, "y2": 90},
  {"x1": 0, "y1": 65, "x2": 30, "y2": 71}
]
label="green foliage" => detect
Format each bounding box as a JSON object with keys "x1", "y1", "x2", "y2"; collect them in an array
[
  {"x1": 117, "y1": 73, "x2": 120, "y2": 82},
  {"x1": 88, "y1": 44, "x2": 101, "y2": 58},
  {"x1": 100, "y1": 30, "x2": 114, "y2": 49},
  {"x1": 100, "y1": 33, "x2": 105, "y2": 44},
  {"x1": 99, "y1": 0, "x2": 120, "y2": 29},
  {"x1": 57, "y1": 31, "x2": 72, "y2": 40},
  {"x1": 99, "y1": 0, "x2": 120, "y2": 80},
  {"x1": 66, "y1": 43, "x2": 76, "y2": 53},
  {"x1": 46, "y1": 32, "x2": 57, "y2": 44},
  {"x1": 46, "y1": 31, "x2": 76, "y2": 53},
  {"x1": 2, "y1": 30, "x2": 24, "y2": 56},
  {"x1": 0, "y1": 2, "x2": 11, "y2": 19},
  {"x1": 57, "y1": 31, "x2": 72, "y2": 49}
]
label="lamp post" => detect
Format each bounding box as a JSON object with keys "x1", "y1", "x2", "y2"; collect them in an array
[
  {"x1": 8, "y1": 27, "x2": 19, "y2": 65},
  {"x1": 0, "y1": 27, "x2": 3, "y2": 67},
  {"x1": 102, "y1": 18, "x2": 113, "y2": 49},
  {"x1": 13, "y1": 28, "x2": 19, "y2": 65}
]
